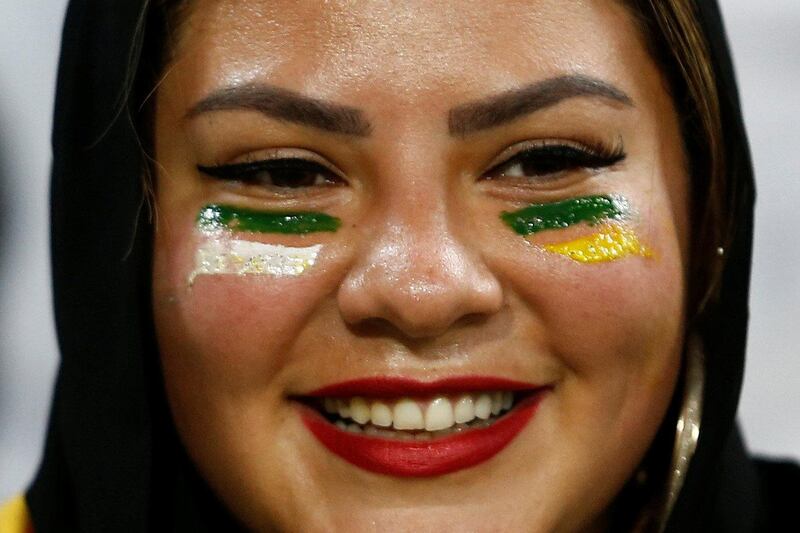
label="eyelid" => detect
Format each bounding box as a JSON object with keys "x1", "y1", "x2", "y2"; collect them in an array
[
  {"x1": 198, "y1": 158, "x2": 337, "y2": 182},
  {"x1": 200, "y1": 147, "x2": 346, "y2": 179},
  {"x1": 483, "y1": 138, "x2": 624, "y2": 173}
]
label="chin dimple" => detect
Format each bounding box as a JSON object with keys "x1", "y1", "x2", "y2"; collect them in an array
[{"x1": 320, "y1": 392, "x2": 516, "y2": 437}]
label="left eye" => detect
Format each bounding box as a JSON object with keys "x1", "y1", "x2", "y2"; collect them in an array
[
  {"x1": 484, "y1": 143, "x2": 625, "y2": 181},
  {"x1": 197, "y1": 158, "x2": 342, "y2": 189}
]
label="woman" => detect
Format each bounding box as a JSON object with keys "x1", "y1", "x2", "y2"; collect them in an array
[{"x1": 1, "y1": 0, "x2": 797, "y2": 531}]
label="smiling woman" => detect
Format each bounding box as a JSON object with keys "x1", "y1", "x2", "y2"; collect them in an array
[
  {"x1": 150, "y1": 4, "x2": 689, "y2": 532},
  {"x1": 6, "y1": 0, "x2": 797, "y2": 532}
]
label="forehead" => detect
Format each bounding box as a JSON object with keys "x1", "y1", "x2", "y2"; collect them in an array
[{"x1": 172, "y1": 0, "x2": 651, "y2": 108}]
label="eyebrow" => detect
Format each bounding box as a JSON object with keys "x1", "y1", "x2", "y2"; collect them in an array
[
  {"x1": 186, "y1": 83, "x2": 373, "y2": 136},
  {"x1": 187, "y1": 74, "x2": 631, "y2": 139},
  {"x1": 448, "y1": 74, "x2": 634, "y2": 137}
]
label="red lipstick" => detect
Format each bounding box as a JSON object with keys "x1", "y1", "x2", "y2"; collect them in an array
[
  {"x1": 298, "y1": 377, "x2": 548, "y2": 477},
  {"x1": 305, "y1": 376, "x2": 538, "y2": 397}
]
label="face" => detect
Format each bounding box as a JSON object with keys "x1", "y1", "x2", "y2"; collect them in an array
[{"x1": 152, "y1": 1, "x2": 689, "y2": 531}]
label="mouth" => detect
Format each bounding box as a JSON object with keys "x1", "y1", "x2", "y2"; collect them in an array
[{"x1": 296, "y1": 377, "x2": 549, "y2": 477}]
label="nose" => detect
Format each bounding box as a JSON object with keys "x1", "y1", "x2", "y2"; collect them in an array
[{"x1": 337, "y1": 206, "x2": 503, "y2": 339}]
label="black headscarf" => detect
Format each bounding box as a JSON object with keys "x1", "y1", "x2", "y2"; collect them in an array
[{"x1": 25, "y1": 1, "x2": 797, "y2": 531}]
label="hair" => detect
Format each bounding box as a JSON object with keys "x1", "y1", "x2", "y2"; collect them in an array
[
  {"x1": 615, "y1": 4, "x2": 728, "y2": 528},
  {"x1": 624, "y1": 0, "x2": 728, "y2": 324}
]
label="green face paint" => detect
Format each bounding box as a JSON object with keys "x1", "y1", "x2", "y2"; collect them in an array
[
  {"x1": 500, "y1": 195, "x2": 628, "y2": 236},
  {"x1": 197, "y1": 204, "x2": 341, "y2": 234},
  {"x1": 500, "y1": 194, "x2": 651, "y2": 263}
]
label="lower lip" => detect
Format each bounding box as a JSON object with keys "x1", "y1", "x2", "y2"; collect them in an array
[{"x1": 299, "y1": 392, "x2": 547, "y2": 477}]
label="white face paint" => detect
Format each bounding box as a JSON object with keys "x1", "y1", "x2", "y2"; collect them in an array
[
  {"x1": 608, "y1": 194, "x2": 634, "y2": 221},
  {"x1": 189, "y1": 233, "x2": 322, "y2": 285}
]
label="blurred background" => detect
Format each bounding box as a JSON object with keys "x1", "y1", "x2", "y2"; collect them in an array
[{"x1": 1, "y1": 1, "x2": 798, "y2": 500}]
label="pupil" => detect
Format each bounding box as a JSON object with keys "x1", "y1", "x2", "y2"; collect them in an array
[
  {"x1": 268, "y1": 169, "x2": 317, "y2": 188},
  {"x1": 521, "y1": 155, "x2": 566, "y2": 175}
]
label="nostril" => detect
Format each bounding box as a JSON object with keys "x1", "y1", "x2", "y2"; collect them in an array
[
  {"x1": 347, "y1": 301, "x2": 502, "y2": 340},
  {"x1": 339, "y1": 270, "x2": 503, "y2": 336},
  {"x1": 347, "y1": 317, "x2": 406, "y2": 338},
  {"x1": 454, "y1": 312, "x2": 494, "y2": 330},
  {"x1": 347, "y1": 315, "x2": 458, "y2": 341}
]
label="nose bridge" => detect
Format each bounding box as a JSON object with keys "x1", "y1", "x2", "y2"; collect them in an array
[
  {"x1": 370, "y1": 207, "x2": 461, "y2": 294},
  {"x1": 337, "y1": 182, "x2": 503, "y2": 339}
]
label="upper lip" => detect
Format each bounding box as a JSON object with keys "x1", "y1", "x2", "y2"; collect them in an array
[{"x1": 304, "y1": 376, "x2": 543, "y2": 397}]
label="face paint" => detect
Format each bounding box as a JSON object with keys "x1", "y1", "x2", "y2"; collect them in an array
[
  {"x1": 542, "y1": 224, "x2": 650, "y2": 263},
  {"x1": 198, "y1": 204, "x2": 341, "y2": 234},
  {"x1": 501, "y1": 195, "x2": 628, "y2": 235},
  {"x1": 501, "y1": 195, "x2": 650, "y2": 263},
  {"x1": 189, "y1": 204, "x2": 339, "y2": 284},
  {"x1": 189, "y1": 240, "x2": 323, "y2": 284}
]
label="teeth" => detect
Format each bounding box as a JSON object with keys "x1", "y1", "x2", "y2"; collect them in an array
[
  {"x1": 323, "y1": 390, "x2": 518, "y2": 433},
  {"x1": 377, "y1": 428, "x2": 396, "y2": 438},
  {"x1": 491, "y1": 392, "x2": 503, "y2": 415},
  {"x1": 350, "y1": 397, "x2": 370, "y2": 424},
  {"x1": 393, "y1": 398, "x2": 425, "y2": 430},
  {"x1": 502, "y1": 391, "x2": 513, "y2": 410},
  {"x1": 337, "y1": 399, "x2": 351, "y2": 418},
  {"x1": 474, "y1": 393, "x2": 492, "y2": 420},
  {"x1": 454, "y1": 394, "x2": 476, "y2": 424},
  {"x1": 396, "y1": 431, "x2": 415, "y2": 441},
  {"x1": 425, "y1": 397, "x2": 454, "y2": 431},
  {"x1": 324, "y1": 397, "x2": 338, "y2": 414},
  {"x1": 370, "y1": 401, "x2": 393, "y2": 427}
]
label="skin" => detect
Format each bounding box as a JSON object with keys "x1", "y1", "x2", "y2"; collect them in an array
[{"x1": 152, "y1": 1, "x2": 690, "y2": 531}]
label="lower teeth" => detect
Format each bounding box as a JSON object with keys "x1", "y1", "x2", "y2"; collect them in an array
[{"x1": 334, "y1": 416, "x2": 498, "y2": 439}]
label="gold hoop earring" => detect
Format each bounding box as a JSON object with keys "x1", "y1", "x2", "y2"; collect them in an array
[{"x1": 656, "y1": 333, "x2": 705, "y2": 532}]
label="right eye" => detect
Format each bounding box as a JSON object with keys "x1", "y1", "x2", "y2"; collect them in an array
[
  {"x1": 482, "y1": 141, "x2": 626, "y2": 183},
  {"x1": 197, "y1": 158, "x2": 344, "y2": 189}
]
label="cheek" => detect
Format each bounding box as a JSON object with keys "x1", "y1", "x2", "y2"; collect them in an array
[
  {"x1": 538, "y1": 253, "x2": 684, "y2": 376},
  {"x1": 508, "y1": 246, "x2": 683, "y2": 399},
  {"x1": 491, "y1": 202, "x2": 686, "y2": 440},
  {"x1": 151, "y1": 220, "x2": 340, "y2": 395},
  {"x1": 489, "y1": 188, "x2": 686, "y2": 381}
]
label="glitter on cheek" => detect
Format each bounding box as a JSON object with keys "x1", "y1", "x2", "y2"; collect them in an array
[
  {"x1": 197, "y1": 204, "x2": 341, "y2": 234},
  {"x1": 188, "y1": 233, "x2": 322, "y2": 285},
  {"x1": 187, "y1": 204, "x2": 338, "y2": 285},
  {"x1": 541, "y1": 223, "x2": 652, "y2": 263},
  {"x1": 501, "y1": 194, "x2": 631, "y2": 236},
  {"x1": 500, "y1": 194, "x2": 653, "y2": 264}
]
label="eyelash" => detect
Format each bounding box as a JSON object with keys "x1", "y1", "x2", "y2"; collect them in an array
[
  {"x1": 197, "y1": 158, "x2": 342, "y2": 189},
  {"x1": 196, "y1": 140, "x2": 626, "y2": 190},
  {"x1": 482, "y1": 140, "x2": 626, "y2": 182}
]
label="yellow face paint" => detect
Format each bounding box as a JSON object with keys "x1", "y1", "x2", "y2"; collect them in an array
[
  {"x1": 542, "y1": 223, "x2": 651, "y2": 263},
  {"x1": 501, "y1": 195, "x2": 652, "y2": 264}
]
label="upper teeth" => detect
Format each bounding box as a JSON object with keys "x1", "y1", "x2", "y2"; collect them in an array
[{"x1": 322, "y1": 392, "x2": 515, "y2": 432}]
